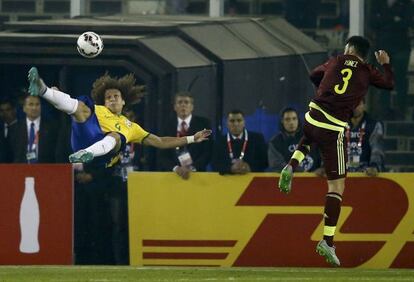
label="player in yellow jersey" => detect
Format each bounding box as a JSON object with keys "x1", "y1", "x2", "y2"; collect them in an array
[{"x1": 27, "y1": 67, "x2": 211, "y2": 167}]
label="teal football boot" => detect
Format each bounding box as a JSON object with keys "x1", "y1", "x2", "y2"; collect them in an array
[
  {"x1": 69, "y1": 150, "x2": 94, "y2": 164},
  {"x1": 28, "y1": 67, "x2": 47, "y2": 96}
]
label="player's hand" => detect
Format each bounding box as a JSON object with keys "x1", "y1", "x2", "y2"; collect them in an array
[
  {"x1": 231, "y1": 159, "x2": 249, "y2": 174},
  {"x1": 194, "y1": 129, "x2": 212, "y2": 143},
  {"x1": 239, "y1": 161, "x2": 251, "y2": 173},
  {"x1": 174, "y1": 166, "x2": 191, "y2": 180},
  {"x1": 231, "y1": 159, "x2": 243, "y2": 174},
  {"x1": 375, "y1": 50, "x2": 390, "y2": 65},
  {"x1": 365, "y1": 166, "x2": 378, "y2": 177}
]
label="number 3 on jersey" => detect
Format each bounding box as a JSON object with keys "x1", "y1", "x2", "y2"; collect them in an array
[{"x1": 334, "y1": 68, "x2": 353, "y2": 95}]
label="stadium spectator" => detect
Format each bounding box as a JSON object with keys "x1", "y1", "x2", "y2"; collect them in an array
[
  {"x1": 347, "y1": 99, "x2": 385, "y2": 175},
  {"x1": 9, "y1": 95, "x2": 58, "y2": 163},
  {"x1": 212, "y1": 109, "x2": 268, "y2": 174},
  {"x1": 157, "y1": 91, "x2": 212, "y2": 180},
  {"x1": 27, "y1": 67, "x2": 211, "y2": 167},
  {"x1": 278, "y1": 36, "x2": 394, "y2": 266},
  {"x1": 370, "y1": 0, "x2": 413, "y2": 119},
  {"x1": 0, "y1": 98, "x2": 18, "y2": 162},
  {"x1": 268, "y1": 107, "x2": 322, "y2": 173}
]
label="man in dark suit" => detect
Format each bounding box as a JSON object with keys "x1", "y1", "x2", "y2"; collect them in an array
[
  {"x1": 212, "y1": 109, "x2": 268, "y2": 174},
  {"x1": 10, "y1": 95, "x2": 58, "y2": 163},
  {"x1": 157, "y1": 91, "x2": 212, "y2": 179},
  {"x1": 0, "y1": 98, "x2": 18, "y2": 162}
]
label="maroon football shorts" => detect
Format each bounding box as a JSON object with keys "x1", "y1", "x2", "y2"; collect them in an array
[{"x1": 303, "y1": 108, "x2": 347, "y2": 180}]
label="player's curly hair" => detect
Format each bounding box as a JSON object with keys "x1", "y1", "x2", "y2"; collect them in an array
[{"x1": 91, "y1": 72, "x2": 146, "y2": 106}]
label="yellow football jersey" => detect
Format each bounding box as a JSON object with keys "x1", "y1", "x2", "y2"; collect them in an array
[{"x1": 94, "y1": 105, "x2": 150, "y2": 143}]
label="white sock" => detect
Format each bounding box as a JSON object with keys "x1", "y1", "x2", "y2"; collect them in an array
[
  {"x1": 43, "y1": 87, "x2": 78, "y2": 114},
  {"x1": 84, "y1": 135, "x2": 117, "y2": 157}
]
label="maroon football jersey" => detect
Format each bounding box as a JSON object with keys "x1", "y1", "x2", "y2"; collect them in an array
[{"x1": 310, "y1": 54, "x2": 394, "y2": 121}]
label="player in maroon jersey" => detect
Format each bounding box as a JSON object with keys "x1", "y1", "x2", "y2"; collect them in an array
[{"x1": 278, "y1": 36, "x2": 394, "y2": 266}]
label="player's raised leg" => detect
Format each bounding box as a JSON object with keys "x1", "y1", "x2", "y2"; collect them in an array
[
  {"x1": 28, "y1": 67, "x2": 90, "y2": 122},
  {"x1": 278, "y1": 137, "x2": 310, "y2": 193}
]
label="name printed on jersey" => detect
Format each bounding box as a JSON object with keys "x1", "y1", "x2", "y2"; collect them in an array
[{"x1": 344, "y1": 60, "x2": 358, "y2": 68}]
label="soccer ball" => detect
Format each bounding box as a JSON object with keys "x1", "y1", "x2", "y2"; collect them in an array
[{"x1": 76, "y1": 31, "x2": 104, "y2": 58}]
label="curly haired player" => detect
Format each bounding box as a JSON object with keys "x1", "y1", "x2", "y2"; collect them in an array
[
  {"x1": 27, "y1": 67, "x2": 211, "y2": 167},
  {"x1": 278, "y1": 36, "x2": 394, "y2": 266}
]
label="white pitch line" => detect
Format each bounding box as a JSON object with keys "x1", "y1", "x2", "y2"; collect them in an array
[{"x1": 1, "y1": 266, "x2": 413, "y2": 277}]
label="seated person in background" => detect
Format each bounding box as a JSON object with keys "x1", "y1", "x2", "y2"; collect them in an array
[
  {"x1": 157, "y1": 91, "x2": 212, "y2": 180},
  {"x1": 268, "y1": 107, "x2": 322, "y2": 173},
  {"x1": 28, "y1": 67, "x2": 211, "y2": 167},
  {"x1": 212, "y1": 109, "x2": 268, "y2": 174},
  {"x1": 347, "y1": 99, "x2": 385, "y2": 176}
]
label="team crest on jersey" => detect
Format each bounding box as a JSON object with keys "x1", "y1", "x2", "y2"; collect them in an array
[
  {"x1": 115, "y1": 122, "x2": 121, "y2": 131},
  {"x1": 125, "y1": 119, "x2": 132, "y2": 127}
]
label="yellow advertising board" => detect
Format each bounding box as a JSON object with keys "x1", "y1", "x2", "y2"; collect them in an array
[{"x1": 128, "y1": 172, "x2": 414, "y2": 268}]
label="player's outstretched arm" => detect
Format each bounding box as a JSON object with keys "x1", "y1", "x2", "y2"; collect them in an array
[{"x1": 143, "y1": 129, "x2": 212, "y2": 149}]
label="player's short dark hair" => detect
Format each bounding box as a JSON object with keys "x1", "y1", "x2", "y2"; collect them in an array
[
  {"x1": 346, "y1": 36, "x2": 370, "y2": 59},
  {"x1": 91, "y1": 72, "x2": 146, "y2": 106},
  {"x1": 227, "y1": 109, "x2": 244, "y2": 117}
]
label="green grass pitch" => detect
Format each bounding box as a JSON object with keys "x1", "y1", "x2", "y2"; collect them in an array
[{"x1": 0, "y1": 266, "x2": 413, "y2": 281}]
